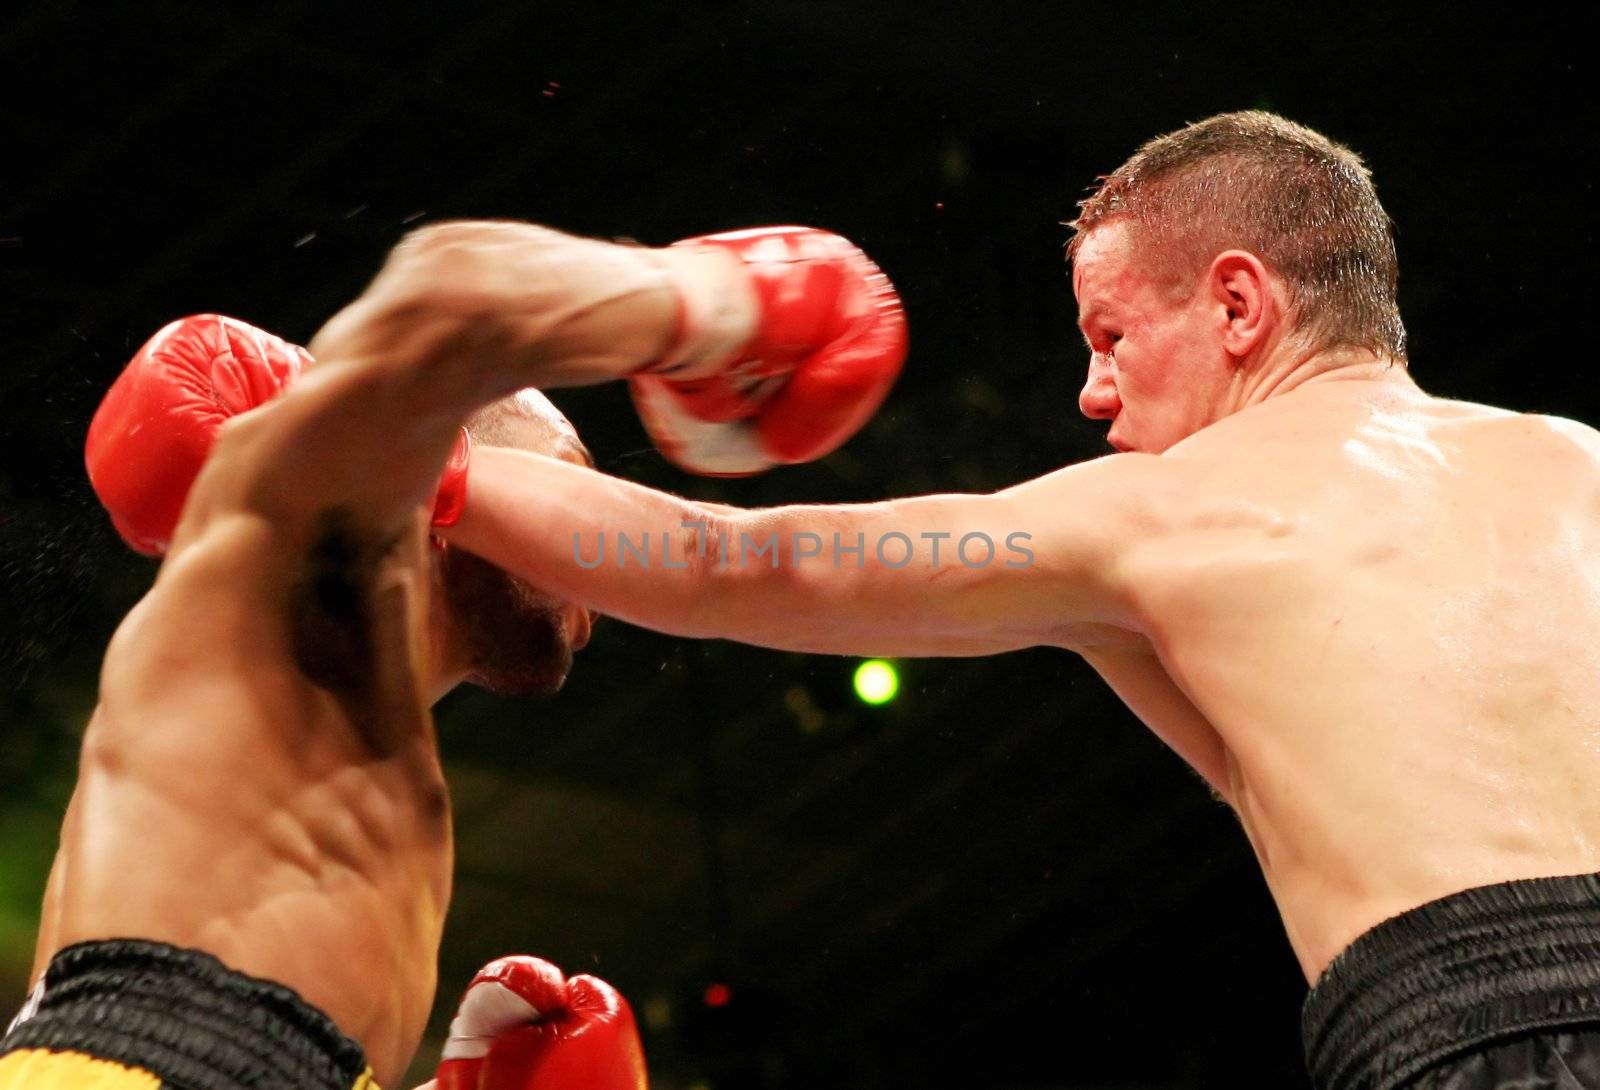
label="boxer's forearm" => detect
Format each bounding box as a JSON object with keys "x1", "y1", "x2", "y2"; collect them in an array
[
  {"x1": 446, "y1": 447, "x2": 804, "y2": 645},
  {"x1": 205, "y1": 222, "x2": 673, "y2": 540},
  {"x1": 446, "y1": 448, "x2": 1100, "y2": 657},
  {"x1": 306, "y1": 221, "x2": 743, "y2": 402}
]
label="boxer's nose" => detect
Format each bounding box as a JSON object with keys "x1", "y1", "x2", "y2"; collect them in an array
[{"x1": 1079, "y1": 354, "x2": 1120, "y2": 421}]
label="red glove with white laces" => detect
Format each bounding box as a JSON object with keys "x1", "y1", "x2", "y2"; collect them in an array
[
  {"x1": 84, "y1": 313, "x2": 470, "y2": 555},
  {"x1": 433, "y1": 956, "x2": 647, "y2": 1090},
  {"x1": 630, "y1": 225, "x2": 907, "y2": 476}
]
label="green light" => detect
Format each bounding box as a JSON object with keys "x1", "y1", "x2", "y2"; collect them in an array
[{"x1": 853, "y1": 659, "x2": 899, "y2": 705}]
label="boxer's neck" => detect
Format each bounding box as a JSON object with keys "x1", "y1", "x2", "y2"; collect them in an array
[{"x1": 1226, "y1": 339, "x2": 1411, "y2": 417}]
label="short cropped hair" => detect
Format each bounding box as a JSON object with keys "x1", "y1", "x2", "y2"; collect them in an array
[{"x1": 1068, "y1": 111, "x2": 1406, "y2": 360}]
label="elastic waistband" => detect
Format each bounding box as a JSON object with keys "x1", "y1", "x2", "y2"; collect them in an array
[
  {"x1": 1301, "y1": 872, "x2": 1600, "y2": 1090},
  {"x1": 1, "y1": 938, "x2": 376, "y2": 1090}
]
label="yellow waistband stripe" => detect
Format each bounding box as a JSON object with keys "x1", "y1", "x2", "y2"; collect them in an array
[{"x1": 0, "y1": 1048, "x2": 162, "y2": 1089}]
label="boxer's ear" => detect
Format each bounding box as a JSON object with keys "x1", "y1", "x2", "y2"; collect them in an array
[{"x1": 1208, "y1": 249, "x2": 1275, "y2": 360}]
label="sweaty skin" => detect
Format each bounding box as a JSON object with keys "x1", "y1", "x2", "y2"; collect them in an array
[
  {"x1": 438, "y1": 222, "x2": 1600, "y2": 983},
  {"x1": 31, "y1": 222, "x2": 691, "y2": 1087},
  {"x1": 1090, "y1": 377, "x2": 1600, "y2": 977},
  {"x1": 36, "y1": 499, "x2": 454, "y2": 1086}
]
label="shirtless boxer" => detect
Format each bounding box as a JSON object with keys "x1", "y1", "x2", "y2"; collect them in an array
[
  {"x1": 0, "y1": 219, "x2": 900, "y2": 1089},
  {"x1": 322, "y1": 114, "x2": 1594, "y2": 1088},
  {"x1": 0, "y1": 313, "x2": 654, "y2": 1089}
]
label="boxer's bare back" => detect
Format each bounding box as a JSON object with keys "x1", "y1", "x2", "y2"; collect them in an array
[{"x1": 33, "y1": 359, "x2": 474, "y2": 1087}]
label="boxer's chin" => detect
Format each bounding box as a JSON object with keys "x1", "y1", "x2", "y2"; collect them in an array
[{"x1": 442, "y1": 547, "x2": 575, "y2": 699}]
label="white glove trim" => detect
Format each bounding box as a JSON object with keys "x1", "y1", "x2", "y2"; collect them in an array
[{"x1": 441, "y1": 980, "x2": 544, "y2": 1061}]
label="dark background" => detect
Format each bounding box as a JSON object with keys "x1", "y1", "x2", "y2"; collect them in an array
[{"x1": 0, "y1": 4, "x2": 1589, "y2": 1088}]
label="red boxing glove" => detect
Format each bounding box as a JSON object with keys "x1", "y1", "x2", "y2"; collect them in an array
[
  {"x1": 630, "y1": 226, "x2": 907, "y2": 476},
  {"x1": 430, "y1": 428, "x2": 473, "y2": 528},
  {"x1": 434, "y1": 956, "x2": 647, "y2": 1090},
  {"x1": 85, "y1": 314, "x2": 470, "y2": 556},
  {"x1": 85, "y1": 314, "x2": 309, "y2": 555}
]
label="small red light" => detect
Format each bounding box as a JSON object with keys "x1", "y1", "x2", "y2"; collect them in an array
[{"x1": 703, "y1": 983, "x2": 732, "y2": 1008}]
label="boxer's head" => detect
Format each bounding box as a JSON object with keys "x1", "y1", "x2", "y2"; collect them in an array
[
  {"x1": 1067, "y1": 111, "x2": 1406, "y2": 453},
  {"x1": 434, "y1": 389, "x2": 595, "y2": 698}
]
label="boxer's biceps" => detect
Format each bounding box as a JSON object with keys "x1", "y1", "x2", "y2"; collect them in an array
[
  {"x1": 984, "y1": 459, "x2": 1169, "y2": 634},
  {"x1": 904, "y1": 491, "x2": 1130, "y2": 644},
  {"x1": 739, "y1": 494, "x2": 1083, "y2": 653}
]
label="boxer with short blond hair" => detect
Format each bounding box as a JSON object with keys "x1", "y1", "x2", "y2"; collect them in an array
[{"x1": 388, "y1": 114, "x2": 1599, "y2": 1088}]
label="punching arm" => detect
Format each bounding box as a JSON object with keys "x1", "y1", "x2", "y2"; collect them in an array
[{"x1": 444, "y1": 446, "x2": 1156, "y2": 657}]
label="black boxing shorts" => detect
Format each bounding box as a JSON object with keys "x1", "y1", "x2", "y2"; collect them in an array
[
  {"x1": 1302, "y1": 872, "x2": 1600, "y2": 1090},
  {"x1": 0, "y1": 939, "x2": 379, "y2": 1090}
]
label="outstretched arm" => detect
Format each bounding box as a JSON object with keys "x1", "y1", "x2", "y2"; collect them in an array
[{"x1": 444, "y1": 446, "x2": 1162, "y2": 657}]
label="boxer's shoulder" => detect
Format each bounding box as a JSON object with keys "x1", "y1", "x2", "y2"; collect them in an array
[
  {"x1": 1389, "y1": 401, "x2": 1600, "y2": 496},
  {"x1": 1509, "y1": 410, "x2": 1600, "y2": 466},
  {"x1": 1008, "y1": 452, "x2": 1277, "y2": 620},
  {"x1": 1539, "y1": 410, "x2": 1600, "y2": 449},
  {"x1": 105, "y1": 516, "x2": 291, "y2": 680}
]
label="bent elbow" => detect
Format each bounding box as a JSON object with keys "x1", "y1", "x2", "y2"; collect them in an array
[{"x1": 308, "y1": 249, "x2": 506, "y2": 401}]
